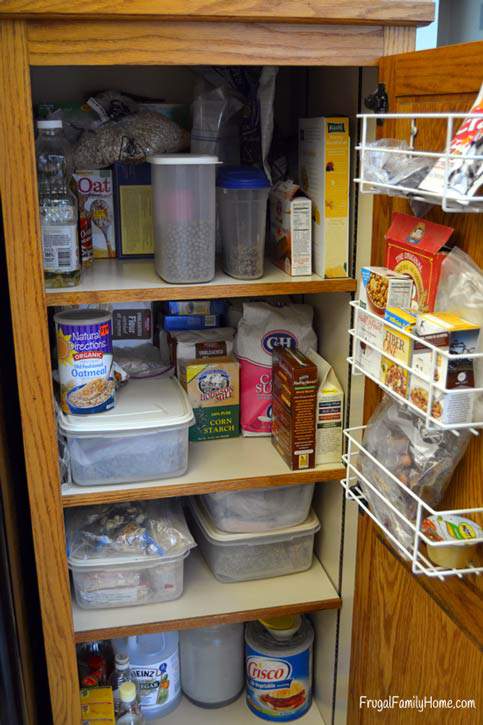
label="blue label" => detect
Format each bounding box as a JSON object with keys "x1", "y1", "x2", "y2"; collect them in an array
[{"x1": 245, "y1": 644, "x2": 312, "y2": 721}]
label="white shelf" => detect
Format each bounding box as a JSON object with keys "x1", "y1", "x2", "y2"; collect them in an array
[
  {"x1": 62, "y1": 436, "x2": 344, "y2": 507},
  {"x1": 72, "y1": 550, "x2": 340, "y2": 641},
  {"x1": 156, "y1": 695, "x2": 325, "y2": 724}
]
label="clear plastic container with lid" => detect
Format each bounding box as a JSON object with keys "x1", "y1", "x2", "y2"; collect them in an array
[
  {"x1": 58, "y1": 377, "x2": 193, "y2": 485},
  {"x1": 217, "y1": 166, "x2": 270, "y2": 280},
  {"x1": 148, "y1": 154, "x2": 219, "y2": 284}
]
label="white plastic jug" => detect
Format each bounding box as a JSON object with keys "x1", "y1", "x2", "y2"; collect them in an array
[{"x1": 113, "y1": 633, "x2": 181, "y2": 720}]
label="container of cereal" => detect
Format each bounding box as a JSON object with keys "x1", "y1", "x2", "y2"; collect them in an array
[
  {"x1": 217, "y1": 166, "x2": 270, "y2": 280},
  {"x1": 200, "y1": 484, "x2": 315, "y2": 533},
  {"x1": 66, "y1": 501, "x2": 196, "y2": 610},
  {"x1": 58, "y1": 377, "x2": 193, "y2": 485},
  {"x1": 149, "y1": 154, "x2": 219, "y2": 284},
  {"x1": 189, "y1": 499, "x2": 320, "y2": 582},
  {"x1": 54, "y1": 309, "x2": 115, "y2": 415},
  {"x1": 245, "y1": 615, "x2": 314, "y2": 721}
]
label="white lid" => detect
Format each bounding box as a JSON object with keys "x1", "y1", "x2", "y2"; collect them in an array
[
  {"x1": 68, "y1": 547, "x2": 190, "y2": 569},
  {"x1": 148, "y1": 153, "x2": 219, "y2": 165},
  {"x1": 191, "y1": 499, "x2": 320, "y2": 546},
  {"x1": 58, "y1": 377, "x2": 193, "y2": 436},
  {"x1": 37, "y1": 119, "x2": 63, "y2": 129},
  {"x1": 54, "y1": 309, "x2": 111, "y2": 326}
]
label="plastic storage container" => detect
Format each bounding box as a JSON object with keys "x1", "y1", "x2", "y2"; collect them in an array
[
  {"x1": 200, "y1": 484, "x2": 315, "y2": 533},
  {"x1": 58, "y1": 377, "x2": 193, "y2": 485},
  {"x1": 189, "y1": 499, "x2": 320, "y2": 582},
  {"x1": 217, "y1": 166, "x2": 270, "y2": 280},
  {"x1": 180, "y1": 624, "x2": 244, "y2": 708},
  {"x1": 113, "y1": 633, "x2": 181, "y2": 720},
  {"x1": 149, "y1": 154, "x2": 218, "y2": 284}
]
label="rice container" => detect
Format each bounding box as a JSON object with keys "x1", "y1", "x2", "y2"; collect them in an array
[
  {"x1": 199, "y1": 484, "x2": 315, "y2": 533},
  {"x1": 58, "y1": 377, "x2": 193, "y2": 485},
  {"x1": 189, "y1": 499, "x2": 320, "y2": 582}
]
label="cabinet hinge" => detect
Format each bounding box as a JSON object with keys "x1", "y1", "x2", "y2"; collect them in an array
[{"x1": 364, "y1": 83, "x2": 388, "y2": 125}]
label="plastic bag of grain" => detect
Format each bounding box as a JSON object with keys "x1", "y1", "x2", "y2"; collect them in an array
[{"x1": 234, "y1": 302, "x2": 317, "y2": 436}]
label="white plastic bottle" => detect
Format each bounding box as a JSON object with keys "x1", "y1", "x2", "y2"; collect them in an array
[
  {"x1": 113, "y1": 633, "x2": 181, "y2": 720},
  {"x1": 117, "y1": 682, "x2": 144, "y2": 724},
  {"x1": 109, "y1": 653, "x2": 137, "y2": 717}
]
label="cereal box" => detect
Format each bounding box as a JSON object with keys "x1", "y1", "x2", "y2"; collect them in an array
[
  {"x1": 298, "y1": 117, "x2": 350, "y2": 278},
  {"x1": 269, "y1": 180, "x2": 312, "y2": 276},
  {"x1": 386, "y1": 213, "x2": 454, "y2": 313},
  {"x1": 306, "y1": 349, "x2": 343, "y2": 465},
  {"x1": 354, "y1": 308, "x2": 384, "y2": 379},
  {"x1": 359, "y1": 266, "x2": 414, "y2": 316},
  {"x1": 73, "y1": 170, "x2": 116, "y2": 259},
  {"x1": 180, "y1": 357, "x2": 239, "y2": 441},
  {"x1": 272, "y1": 348, "x2": 317, "y2": 470},
  {"x1": 380, "y1": 308, "x2": 416, "y2": 399},
  {"x1": 80, "y1": 687, "x2": 115, "y2": 725}
]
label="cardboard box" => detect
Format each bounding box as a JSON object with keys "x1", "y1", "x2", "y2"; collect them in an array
[
  {"x1": 409, "y1": 312, "x2": 480, "y2": 424},
  {"x1": 298, "y1": 117, "x2": 350, "y2": 278},
  {"x1": 272, "y1": 348, "x2": 317, "y2": 470},
  {"x1": 112, "y1": 162, "x2": 154, "y2": 258},
  {"x1": 380, "y1": 308, "x2": 416, "y2": 399},
  {"x1": 80, "y1": 687, "x2": 115, "y2": 725},
  {"x1": 180, "y1": 356, "x2": 239, "y2": 441},
  {"x1": 306, "y1": 349, "x2": 343, "y2": 465},
  {"x1": 359, "y1": 266, "x2": 414, "y2": 316},
  {"x1": 354, "y1": 308, "x2": 384, "y2": 379},
  {"x1": 269, "y1": 180, "x2": 312, "y2": 276},
  {"x1": 164, "y1": 300, "x2": 226, "y2": 316},
  {"x1": 73, "y1": 170, "x2": 115, "y2": 259},
  {"x1": 385, "y1": 212, "x2": 454, "y2": 312}
]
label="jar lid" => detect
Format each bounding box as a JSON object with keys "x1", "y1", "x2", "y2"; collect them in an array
[
  {"x1": 217, "y1": 165, "x2": 270, "y2": 189},
  {"x1": 37, "y1": 119, "x2": 63, "y2": 129},
  {"x1": 119, "y1": 681, "x2": 137, "y2": 703},
  {"x1": 148, "y1": 153, "x2": 219, "y2": 165},
  {"x1": 259, "y1": 615, "x2": 302, "y2": 641}
]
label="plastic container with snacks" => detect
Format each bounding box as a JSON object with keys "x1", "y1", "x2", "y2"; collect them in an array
[
  {"x1": 422, "y1": 514, "x2": 482, "y2": 569},
  {"x1": 189, "y1": 498, "x2": 320, "y2": 582},
  {"x1": 58, "y1": 376, "x2": 193, "y2": 485}
]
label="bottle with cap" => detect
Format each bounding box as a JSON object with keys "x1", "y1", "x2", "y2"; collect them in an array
[
  {"x1": 116, "y1": 682, "x2": 145, "y2": 724},
  {"x1": 35, "y1": 118, "x2": 81, "y2": 288},
  {"x1": 109, "y1": 653, "x2": 137, "y2": 717},
  {"x1": 245, "y1": 615, "x2": 314, "y2": 721}
]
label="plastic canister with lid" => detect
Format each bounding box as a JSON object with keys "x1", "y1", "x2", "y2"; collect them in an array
[
  {"x1": 180, "y1": 623, "x2": 244, "y2": 708},
  {"x1": 245, "y1": 615, "x2": 314, "y2": 721}
]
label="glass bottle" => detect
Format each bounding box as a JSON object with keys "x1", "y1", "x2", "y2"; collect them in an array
[
  {"x1": 35, "y1": 119, "x2": 81, "y2": 288},
  {"x1": 109, "y1": 653, "x2": 137, "y2": 717},
  {"x1": 117, "y1": 682, "x2": 145, "y2": 724}
]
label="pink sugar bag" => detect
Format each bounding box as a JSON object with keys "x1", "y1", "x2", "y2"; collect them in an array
[{"x1": 234, "y1": 302, "x2": 317, "y2": 436}]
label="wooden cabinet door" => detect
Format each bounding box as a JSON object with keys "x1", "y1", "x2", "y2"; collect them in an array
[{"x1": 349, "y1": 42, "x2": 483, "y2": 724}]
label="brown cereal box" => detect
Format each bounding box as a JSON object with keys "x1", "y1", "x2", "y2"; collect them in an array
[{"x1": 359, "y1": 266, "x2": 413, "y2": 317}]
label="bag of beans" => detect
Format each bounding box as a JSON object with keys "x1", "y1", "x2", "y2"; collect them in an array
[{"x1": 234, "y1": 302, "x2": 317, "y2": 436}]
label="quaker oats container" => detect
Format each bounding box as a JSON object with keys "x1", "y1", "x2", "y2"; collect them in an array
[
  {"x1": 189, "y1": 499, "x2": 320, "y2": 582},
  {"x1": 58, "y1": 377, "x2": 193, "y2": 485},
  {"x1": 149, "y1": 154, "x2": 219, "y2": 284}
]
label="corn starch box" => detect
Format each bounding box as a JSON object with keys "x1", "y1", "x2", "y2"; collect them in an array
[
  {"x1": 180, "y1": 356, "x2": 240, "y2": 441},
  {"x1": 298, "y1": 117, "x2": 350, "y2": 278}
]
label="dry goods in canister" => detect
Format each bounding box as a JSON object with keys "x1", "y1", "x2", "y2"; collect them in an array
[{"x1": 245, "y1": 616, "x2": 314, "y2": 721}]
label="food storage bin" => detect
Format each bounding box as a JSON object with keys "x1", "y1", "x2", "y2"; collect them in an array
[
  {"x1": 189, "y1": 499, "x2": 320, "y2": 582},
  {"x1": 58, "y1": 377, "x2": 194, "y2": 485},
  {"x1": 149, "y1": 154, "x2": 219, "y2": 284},
  {"x1": 199, "y1": 484, "x2": 315, "y2": 533},
  {"x1": 217, "y1": 166, "x2": 270, "y2": 280}
]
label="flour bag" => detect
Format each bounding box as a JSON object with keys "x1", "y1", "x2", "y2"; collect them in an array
[{"x1": 235, "y1": 302, "x2": 317, "y2": 435}]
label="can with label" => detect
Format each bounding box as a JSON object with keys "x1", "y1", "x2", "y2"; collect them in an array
[{"x1": 245, "y1": 615, "x2": 314, "y2": 721}]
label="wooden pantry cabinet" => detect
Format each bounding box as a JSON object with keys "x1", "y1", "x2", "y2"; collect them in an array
[{"x1": 1, "y1": 3, "x2": 481, "y2": 724}]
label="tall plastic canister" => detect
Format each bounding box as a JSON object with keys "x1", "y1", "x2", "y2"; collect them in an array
[{"x1": 113, "y1": 633, "x2": 181, "y2": 719}]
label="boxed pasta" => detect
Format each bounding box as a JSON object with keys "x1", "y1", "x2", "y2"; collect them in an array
[
  {"x1": 73, "y1": 170, "x2": 115, "y2": 259},
  {"x1": 306, "y1": 349, "x2": 343, "y2": 465},
  {"x1": 269, "y1": 180, "x2": 312, "y2": 276}
]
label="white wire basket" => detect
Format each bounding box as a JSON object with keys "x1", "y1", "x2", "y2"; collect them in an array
[
  {"x1": 349, "y1": 301, "x2": 483, "y2": 433},
  {"x1": 355, "y1": 112, "x2": 483, "y2": 213},
  {"x1": 342, "y1": 426, "x2": 483, "y2": 579}
]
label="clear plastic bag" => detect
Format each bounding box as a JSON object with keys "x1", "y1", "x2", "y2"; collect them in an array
[
  {"x1": 359, "y1": 396, "x2": 471, "y2": 550},
  {"x1": 363, "y1": 139, "x2": 434, "y2": 192},
  {"x1": 191, "y1": 84, "x2": 244, "y2": 164},
  {"x1": 114, "y1": 343, "x2": 171, "y2": 379},
  {"x1": 66, "y1": 500, "x2": 195, "y2": 561}
]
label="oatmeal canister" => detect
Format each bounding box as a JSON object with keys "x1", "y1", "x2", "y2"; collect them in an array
[{"x1": 54, "y1": 309, "x2": 115, "y2": 414}]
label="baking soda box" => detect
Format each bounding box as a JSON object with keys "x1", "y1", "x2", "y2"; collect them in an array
[
  {"x1": 73, "y1": 170, "x2": 116, "y2": 259},
  {"x1": 180, "y1": 356, "x2": 240, "y2": 441}
]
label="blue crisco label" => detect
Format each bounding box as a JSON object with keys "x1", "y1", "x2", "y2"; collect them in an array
[{"x1": 246, "y1": 644, "x2": 312, "y2": 721}]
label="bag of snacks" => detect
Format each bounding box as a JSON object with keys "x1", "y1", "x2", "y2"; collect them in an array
[{"x1": 359, "y1": 396, "x2": 471, "y2": 550}]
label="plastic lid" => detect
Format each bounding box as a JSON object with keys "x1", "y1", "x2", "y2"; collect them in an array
[
  {"x1": 58, "y1": 377, "x2": 194, "y2": 436},
  {"x1": 119, "y1": 681, "x2": 137, "y2": 703},
  {"x1": 37, "y1": 119, "x2": 63, "y2": 129},
  {"x1": 259, "y1": 615, "x2": 302, "y2": 640},
  {"x1": 216, "y1": 165, "x2": 270, "y2": 189},
  {"x1": 115, "y1": 654, "x2": 130, "y2": 670},
  {"x1": 54, "y1": 309, "x2": 112, "y2": 326},
  {"x1": 190, "y1": 498, "x2": 320, "y2": 546},
  {"x1": 148, "y1": 153, "x2": 219, "y2": 165}
]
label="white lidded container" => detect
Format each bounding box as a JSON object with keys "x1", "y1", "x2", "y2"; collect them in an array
[
  {"x1": 180, "y1": 623, "x2": 244, "y2": 708},
  {"x1": 58, "y1": 377, "x2": 193, "y2": 485},
  {"x1": 217, "y1": 166, "x2": 270, "y2": 280},
  {"x1": 148, "y1": 154, "x2": 219, "y2": 284},
  {"x1": 189, "y1": 499, "x2": 320, "y2": 582},
  {"x1": 113, "y1": 633, "x2": 181, "y2": 720},
  {"x1": 200, "y1": 484, "x2": 315, "y2": 533}
]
